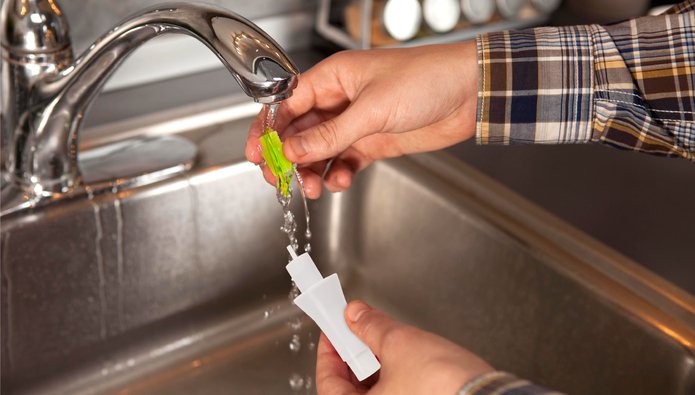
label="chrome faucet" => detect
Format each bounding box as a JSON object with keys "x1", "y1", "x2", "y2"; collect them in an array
[{"x1": 0, "y1": 0, "x2": 299, "y2": 215}]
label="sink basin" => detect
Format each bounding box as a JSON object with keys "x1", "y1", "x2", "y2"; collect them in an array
[{"x1": 2, "y1": 111, "x2": 694, "y2": 395}]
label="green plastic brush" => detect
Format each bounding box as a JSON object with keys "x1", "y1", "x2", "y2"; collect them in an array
[{"x1": 260, "y1": 127, "x2": 294, "y2": 197}]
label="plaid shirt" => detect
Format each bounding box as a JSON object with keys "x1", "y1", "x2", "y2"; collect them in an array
[
  {"x1": 475, "y1": 0, "x2": 695, "y2": 161},
  {"x1": 464, "y1": 2, "x2": 694, "y2": 395}
]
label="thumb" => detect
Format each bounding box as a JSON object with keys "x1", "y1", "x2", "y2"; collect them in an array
[
  {"x1": 283, "y1": 102, "x2": 378, "y2": 163},
  {"x1": 344, "y1": 301, "x2": 401, "y2": 357}
]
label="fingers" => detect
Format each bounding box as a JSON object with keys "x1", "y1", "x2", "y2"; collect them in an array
[
  {"x1": 344, "y1": 301, "x2": 402, "y2": 357},
  {"x1": 299, "y1": 151, "x2": 370, "y2": 197},
  {"x1": 245, "y1": 110, "x2": 265, "y2": 164},
  {"x1": 250, "y1": 127, "x2": 373, "y2": 197},
  {"x1": 280, "y1": 53, "x2": 358, "y2": 124},
  {"x1": 283, "y1": 100, "x2": 378, "y2": 164},
  {"x1": 247, "y1": 51, "x2": 376, "y2": 194},
  {"x1": 316, "y1": 333, "x2": 361, "y2": 395},
  {"x1": 245, "y1": 60, "x2": 345, "y2": 164},
  {"x1": 260, "y1": 163, "x2": 277, "y2": 186},
  {"x1": 323, "y1": 158, "x2": 354, "y2": 193},
  {"x1": 256, "y1": 162, "x2": 326, "y2": 199},
  {"x1": 296, "y1": 167, "x2": 324, "y2": 199},
  {"x1": 283, "y1": 108, "x2": 346, "y2": 139}
]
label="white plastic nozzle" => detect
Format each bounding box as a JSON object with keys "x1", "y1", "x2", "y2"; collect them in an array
[
  {"x1": 286, "y1": 245, "x2": 323, "y2": 293},
  {"x1": 285, "y1": 246, "x2": 380, "y2": 381}
]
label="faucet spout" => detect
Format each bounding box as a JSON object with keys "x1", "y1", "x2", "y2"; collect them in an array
[{"x1": 1, "y1": 1, "x2": 299, "y2": 196}]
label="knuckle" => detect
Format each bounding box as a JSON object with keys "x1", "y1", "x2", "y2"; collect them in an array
[
  {"x1": 356, "y1": 311, "x2": 380, "y2": 339},
  {"x1": 313, "y1": 120, "x2": 340, "y2": 151},
  {"x1": 379, "y1": 95, "x2": 402, "y2": 132},
  {"x1": 322, "y1": 52, "x2": 346, "y2": 71},
  {"x1": 331, "y1": 49, "x2": 357, "y2": 63},
  {"x1": 378, "y1": 325, "x2": 409, "y2": 352},
  {"x1": 381, "y1": 327, "x2": 408, "y2": 352}
]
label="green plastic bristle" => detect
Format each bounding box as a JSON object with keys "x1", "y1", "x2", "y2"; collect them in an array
[{"x1": 260, "y1": 127, "x2": 294, "y2": 197}]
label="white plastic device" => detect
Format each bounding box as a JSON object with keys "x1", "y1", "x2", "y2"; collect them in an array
[{"x1": 285, "y1": 246, "x2": 381, "y2": 381}]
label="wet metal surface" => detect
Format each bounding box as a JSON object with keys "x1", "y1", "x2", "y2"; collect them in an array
[{"x1": 1, "y1": 115, "x2": 694, "y2": 395}]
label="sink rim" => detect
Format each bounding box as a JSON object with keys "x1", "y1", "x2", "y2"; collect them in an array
[
  {"x1": 406, "y1": 152, "x2": 695, "y2": 345},
  {"x1": 3, "y1": 150, "x2": 694, "y2": 395},
  {"x1": 5, "y1": 94, "x2": 694, "y2": 393}
]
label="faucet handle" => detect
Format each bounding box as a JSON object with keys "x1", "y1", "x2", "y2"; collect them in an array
[
  {"x1": 1, "y1": 0, "x2": 74, "y2": 183},
  {"x1": 1, "y1": 0, "x2": 72, "y2": 54},
  {"x1": 1, "y1": 1, "x2": 299, "y2": 208}
]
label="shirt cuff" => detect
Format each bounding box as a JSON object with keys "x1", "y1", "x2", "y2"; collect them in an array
[
  {"x1": 459, "y1": 371, "x2": 563, "y2": 395},
  {"x1": 475, "y1": 26, "x2": 595, "y2": 145}
]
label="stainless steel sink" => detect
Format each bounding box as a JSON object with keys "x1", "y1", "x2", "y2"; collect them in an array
[{"x1": 2, "y1": 107, "x2": 694, "y2": 395}]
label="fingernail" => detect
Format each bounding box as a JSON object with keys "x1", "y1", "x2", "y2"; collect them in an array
[
  {"x1": 249, "y1": 146, "x2": 263, "y2": 162},
  {"x1": 288, "y1": 136, "x2": 308, "y2": 157},
  {"x1": 338, "y1": 173, "x2": 351, "y2": 188},
  {"x1": 346, "y1": 301, "x2": 370, "y2": 323}
]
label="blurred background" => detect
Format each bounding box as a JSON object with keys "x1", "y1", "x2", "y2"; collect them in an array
[{"x1": 70, "y1": 0, "x2": 694, "y2": 294}]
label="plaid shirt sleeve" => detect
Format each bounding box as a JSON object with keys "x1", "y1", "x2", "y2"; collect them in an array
[{"x1": 475, "y1": 0, "x2": 695, "y2": 161}]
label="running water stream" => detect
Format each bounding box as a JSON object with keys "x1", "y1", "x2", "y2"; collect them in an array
[
  {"x1": 263, "y1": 103, "x2": 314, "y2": 392},
  {"x1": 264, "y1": 103, "x2": 312, "y2": 257},
  {"x1": 112, "y1": 186, "x2": 125, "y2": 332},
  {"x1": 86, "y1": 188, "x2": 108, "y2": 340}
]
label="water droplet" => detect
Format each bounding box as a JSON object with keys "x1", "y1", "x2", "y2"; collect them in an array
[
  {"x1": 288, "y1": 283, "x2": 300, "y2": 301},
  {"x1": 264, "y1": 305, "x2": 277, "y2": 319},
  {"x1": 114, "y1": 196, "x2": 125, "y2": 332},
  {"x1": 289, "y1": 373, "x2": 304, "y2": 391},
  {"x1": 294, "y1": 166, "x2": 312, "y2": 256},
  {"x1": 89, "y1": 199, "x2": 107, "y2": 340},
  {"x1": 276, "y1": 165, "x2": 312, "y2": 263},
  {"x1": 277, "y1": 191, "x2": 302, "y2": 259},
  {"x1": 266, "y1": 106, "x2": 315, "y2": 394},
  {"x1": 289, "y1": 334, "x2": 301, "y2": 353},
  {"x1": 264, "y1": 103, "x2": 280, "y2": 130},
  {"x1": 288, "y1": 317, "x2": 302, "y2": 330},
  {"x1": 308, "y1": 341, "x2": 316, "y2": 351}
]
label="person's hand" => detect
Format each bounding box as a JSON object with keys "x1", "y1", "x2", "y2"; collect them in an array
[
  {"x1": 316, "y1": 301, "x2": 493, "y2": 395},
  {"x1": 245, "y1": 41, "x2": 478, "y2": 199}
]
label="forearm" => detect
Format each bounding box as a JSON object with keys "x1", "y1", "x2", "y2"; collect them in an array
[{"x1": 475, "y1": 0, "x2": 695, "y2": 160}]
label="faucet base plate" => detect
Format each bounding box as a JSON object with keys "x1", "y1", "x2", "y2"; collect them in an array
[{"x1": 80, "y1": 135, "x2": 197, "y2": 185}]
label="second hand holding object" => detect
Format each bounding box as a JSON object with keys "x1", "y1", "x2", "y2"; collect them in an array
[{"x1": 285, "y1": 245, "x2": 381, "y2": 381}]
